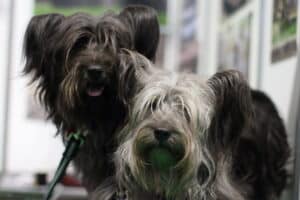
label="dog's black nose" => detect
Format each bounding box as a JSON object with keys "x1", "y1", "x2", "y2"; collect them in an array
[
  {"x1": 85, "y1": 67, "x2": 104, "y2": 82},
  {"x1": 154, "y1": 129, "x2": 171, "y2": 142}
]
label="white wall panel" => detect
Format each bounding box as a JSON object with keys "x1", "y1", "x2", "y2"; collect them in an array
[{"x1": 6, "y1": 0, "x2": 64, "y2": 173}]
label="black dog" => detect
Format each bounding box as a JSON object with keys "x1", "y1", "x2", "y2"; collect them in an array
[{"x1": 23, "y1": 5, "x2": 159, "y2": 192}]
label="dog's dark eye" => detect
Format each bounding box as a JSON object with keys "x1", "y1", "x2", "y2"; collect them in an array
[
  {"x1": 73, "y1": 36, "x2": 91, "y2": 51},
  {"x1": 69, "y1": 37, "x2": 93, "y2": 61},
  {"x1": 197, "y1": 163, "x2": 210, "y2": 185},
  {"x1": 151, "y1": 100, "x2": 158, "y2": 111}
]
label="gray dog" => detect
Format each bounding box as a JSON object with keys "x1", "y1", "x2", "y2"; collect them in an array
[{"x1": 92, "y1": 51, "x2": 256, "y2": 200}]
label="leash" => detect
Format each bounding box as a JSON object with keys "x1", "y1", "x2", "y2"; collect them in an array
[{"x1": 44, "y1": 131, "x2": 86, "y2": 200}]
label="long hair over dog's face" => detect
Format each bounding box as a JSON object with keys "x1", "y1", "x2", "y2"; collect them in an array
[
  {"x1": 112, "y1": 53, "x2": 253, "y2": 199},
  {"x1": 23, "y1": 6, "x2": 159, "y2": 131},
  {"x1": 115, "y1": 71, "x2": 215, "y2": 198}
]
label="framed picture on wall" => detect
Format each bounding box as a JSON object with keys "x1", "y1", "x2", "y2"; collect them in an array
[{"x1": 271, "y1": 0, "x2": 298, "y2": 63}]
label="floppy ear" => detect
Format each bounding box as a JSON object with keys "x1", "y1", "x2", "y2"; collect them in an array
[
  {"x1": 23, "y1": 14, "x2": 65, "y2": 81},
  {"x1": 207, "y1": 70, "x2": 252, "y2": 149},
  {"x1": 117, "y1": 49, "x2": 154, "y2": 105},
  {"x1": 119, "y1": 5, "x2": 160, "y2": 61},
  {"x1": 23, "y1": 14, "x2": 65, "y2": 110}
]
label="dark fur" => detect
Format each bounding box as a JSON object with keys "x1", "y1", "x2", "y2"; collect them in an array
[
  {"x1": 209, "y1": 72, "x2": 290, "y2": 199},
  {"x1": 23, "y1": 5, "x2": 159, "y2": 192},
  {"x1": 23, "y1": 5, "x2": 290, "y2": 199},
  {"x1": 91, "y1": 70, "x2": 290, "y2": 200},
  {"x1": 233, "y1": 90, "x2": 290, "y2": 200},
  {"x1": 207, "y1": 70, "x2": 253, "y2": 200}
]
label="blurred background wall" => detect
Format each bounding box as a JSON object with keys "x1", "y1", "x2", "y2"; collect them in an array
[
  {"x1": 0, "y1": 0, "x2": 299, "y2": 199},
  {"x1": 0, "y1": 0, "x2": 11, "y2": 173}
]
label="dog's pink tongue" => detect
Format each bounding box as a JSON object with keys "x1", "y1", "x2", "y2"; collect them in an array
[{"x1": 87, "y1": 87, "x2": 104, "y2": 97}]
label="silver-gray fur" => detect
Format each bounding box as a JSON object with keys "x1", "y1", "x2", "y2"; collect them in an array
[{"x1": 92, "y1": 52, "x2": 250, "y2": 200}]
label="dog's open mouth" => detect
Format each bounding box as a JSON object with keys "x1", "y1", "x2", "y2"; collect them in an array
[{"x1": 87, "y1": 85, "x2": 104, "y2": 97}]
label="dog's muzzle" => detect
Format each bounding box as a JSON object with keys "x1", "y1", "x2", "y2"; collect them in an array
[
  {"x1": 134, "y1": 127, "x2": 185, "y2": 171},
  {"x1": 84, "y1": 65, "x2": 107, "y2": 97}
]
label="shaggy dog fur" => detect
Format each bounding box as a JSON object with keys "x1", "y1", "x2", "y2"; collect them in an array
[
  {"x1": 23, "y1": 5, "x2": 290, "y2": 200},
  {"x1": 91, "y1": 53, "x2": 290, "y2": 200},
  {"x1": 23, "y1": 5, "x2": 160, "y2": 192},
  {"x1": 233, "y1": 90, "x2": 290, "y2": 200}
]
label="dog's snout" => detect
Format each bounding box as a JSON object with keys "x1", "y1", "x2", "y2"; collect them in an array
[
  {"x1": 85, "y1": 66, "x2": 104, "y2": 81},
  {"x1": 154, "y1": 129, "x2": 171, "y2": 142}
]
